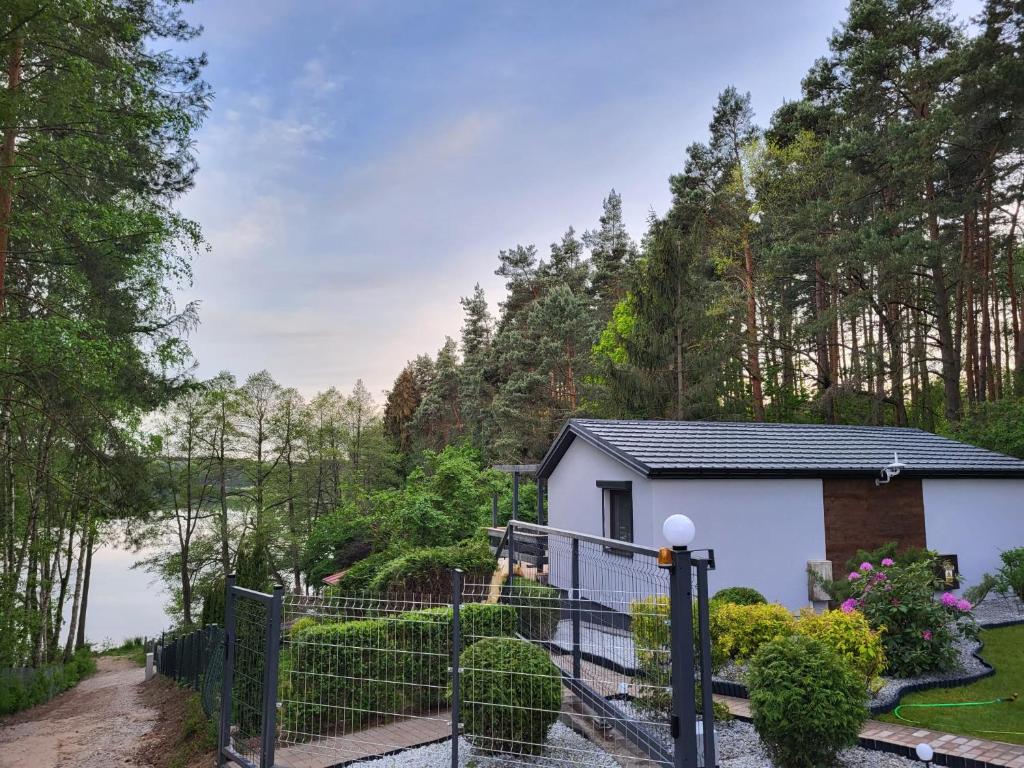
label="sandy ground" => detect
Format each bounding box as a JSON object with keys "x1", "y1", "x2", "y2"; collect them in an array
[{"x1": 0, "y1": 656, "x2": 158, "y2": 768}]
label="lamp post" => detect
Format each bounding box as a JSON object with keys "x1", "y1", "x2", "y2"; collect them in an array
[
  {"x1": 662, "y1": 514, "x2": 697, "y2": 768},
  {"x1": 915, "y1": 743, "x2": 934, "y2": 767}
]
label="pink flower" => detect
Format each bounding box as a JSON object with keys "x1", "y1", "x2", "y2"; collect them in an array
[
  {"x1": 872, "y1": 571, "x2": 888, "y2": 582},
  {"x1": 860, "y1": 562, "x2": 874, "y2": 572},
  {"x1": 922, "y1": 630, "x2": 933, "y2": 641},
  {"x1": 881, "y1": 558, "x2": 895, "y2": 567},
  {"x1": 891, "y1": 597, "x2": 901, "y2": 606},
  {"x1": 957, "y1": 598, "x2": 972, "y2": 612},
  {"x1": 848, "y1": 571, "x2": 862, "y2": 581},
  {"x1": 941, "y1": 592, "x2": 958, "y2": 608},
  {"x1": 840, "y1": 598, "x2": 859, "y2": 614}
]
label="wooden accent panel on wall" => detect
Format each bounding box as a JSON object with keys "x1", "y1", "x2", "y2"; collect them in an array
[{"x1": 823, "y1": 478, "x2": 927, "y2": 574}]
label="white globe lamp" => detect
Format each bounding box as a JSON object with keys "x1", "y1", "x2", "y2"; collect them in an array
[
  {"x1": 662, "y1": 514, "x2": 696, "y2": 549},
  {"x1": 915, "y1": 743, "x2": 934, "y2": 765}
]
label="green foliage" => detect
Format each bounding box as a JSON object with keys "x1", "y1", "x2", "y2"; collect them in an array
[
  {"x1": 845, "y1": 560, "x2": 978, "y2": 677},
  {"x1": 711, "y1": 586, "x2": 767, "y2": 606},
  {"x1": 709, "y1": 601, "x2": 796, "y2": 664},
  {"x1": 283, "y1": 603, "x2": 515, "y2": 735},
  {"x1": 459, "y1": 637, "x2": 562, "y2": 754},
  {"x1": 302, "y1": 504, "x2": 376, "y2": 587},
  {"x1": 748, "y1": 635, "x2": 868, "y2": 768},
  {"x1": 996, "y1": 547, "x2": 1024, "y2": 605},
  {"x1": 507, "y1": 578, "x2": 561, "y2": 640},
  {"x1": 947, "y1": 399, "x2": 1024, "y2": 460},
  {"x1": 963, "y1": 572, "x2": 1001, "y2": 607},
  {"x1": 326, "y1": 550, "x2": 400, "y2": 595},
  {"x1": 199, "y1": 580, "x2": 226, "y2": 628},
  {"x1": 367, "y1": 540, "x2": 496, "y2": 599},
  {"x1": 0, "y1": 648, "x2": 96, "y2": 716},
  {"x1": 630, "y1": 596, "x2": 672, "y2": 716},
  {"x1": 794, "y1": 609, "x2": 886, "y2": 687}
]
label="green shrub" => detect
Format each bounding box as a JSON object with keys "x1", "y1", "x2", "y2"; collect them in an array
[
  {"x1": 507, "y1": 578, "x2": 561, "y2": 640},
  {"x1": 367, "y1": 540, "x2": 496, "y2": 599},
  {"x1": 283, "y1": 602, "x2": 515, "y2": 736},
  {"x1": 0, "y1": 648, "x2": 96, "y2": 716},
  {"x1": 325, "y1": 550, "x2": 398, "y2": 595},
  {"x1": 711, "y1": 586, "x2": 766, "y2": 606},
  {"x1": 460, "y1": 637, "x2": 561, "y2": 754},
  {"x1": 996, "y1": 547, "x2": 1024, "y2": 605},
  {"x1": 709, "y1": 601, "x2": 796, "y2": 663},
  {"x1": 748, "y1": 635, "x2": 868, "y2": 768},
  {"x1": 794, "y1": 608, "x2": 885, "y2": 687},
  {"x1": 963, "y1": 572, "x2": 1000, "y2": 606},
  {"x1": 629, "y1": 596, "x2": 733, "y2": 723},
  {"x1": 845, "y1": 559, "x2": 977, "y2": 677}
]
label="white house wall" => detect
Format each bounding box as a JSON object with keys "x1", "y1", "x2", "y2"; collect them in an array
[
  {"x1": 652, "y1": 479, "x2": 826, "y2": 610},
  {"x1": 922, "y1": 478, "x2": 1024, "y2": 593},
  {"x1": 546, "y1": 438, "x2": 827, "y2": 611}
]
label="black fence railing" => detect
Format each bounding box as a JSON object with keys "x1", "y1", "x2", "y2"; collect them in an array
[{"x1": 155, "y1": 624, "x2": 224, "y2": 718}]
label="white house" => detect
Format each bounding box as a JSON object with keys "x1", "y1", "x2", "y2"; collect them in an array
[{"x1": 537, "y1": 419, "x2": 1024, "y2": 610}]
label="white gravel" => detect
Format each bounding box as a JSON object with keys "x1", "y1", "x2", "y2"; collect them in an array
[{"x1": 973, "y1": 593, "x2": 1024, "y2": 627}]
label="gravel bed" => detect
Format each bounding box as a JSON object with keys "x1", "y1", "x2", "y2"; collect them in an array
[
  {"x1": 973, "y1": 594, "x2": 1024, "y2": 627},
  {"x1": 612, "y1": 700, "x2": 920, "y2": 768},
  {"x1": 347, "y1": 722, "x2": 622, "y2": 768}
]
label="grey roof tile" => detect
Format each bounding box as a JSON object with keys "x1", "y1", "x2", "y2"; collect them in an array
[{"x1": 538, "y1": 419, "x2": 1024, "y2": 478}]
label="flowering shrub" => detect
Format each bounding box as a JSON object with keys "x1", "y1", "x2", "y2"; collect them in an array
[
  {"x1": 710, "y1": 601, "x2": 796, "y2": 663},
  {"x1": 794, "y1": 608, "x2": 885, "y2": 688},
  {"x1": 844, "y1": 559, "x2": 977, "y2": 677}
]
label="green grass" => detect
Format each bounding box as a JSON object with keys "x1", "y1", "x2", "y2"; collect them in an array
[
  {"x1": 95, "y1": 636, "x2": 147, "y2": 667},
  {"x1": 877, "y1": 624, "x2": 1024, "y2": 744}
]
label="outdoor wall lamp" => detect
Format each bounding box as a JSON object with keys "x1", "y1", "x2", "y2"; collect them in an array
[
  {"x1": 876, "y1": 451, "x2": 907, "y2": 486},
  {"x1": 915, "y1": 742, "x2": 934, "y2": 766}
]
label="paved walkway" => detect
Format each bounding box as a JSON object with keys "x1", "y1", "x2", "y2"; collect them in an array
[
  {"x1": 275, "y1": 713, "x2": 451, "y2": 768},
  {"x1": 718, "y1": 695, "x2": 1024, "y2": 768}
]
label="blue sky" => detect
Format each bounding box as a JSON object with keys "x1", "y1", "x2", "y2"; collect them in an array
[{"x1": 174, "y1": 0, "x2": 982, "y2": 400}]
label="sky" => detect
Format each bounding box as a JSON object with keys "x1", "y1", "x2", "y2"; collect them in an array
[{"x1": 172, "y1": 0, "x2": 984, "y2": 402}]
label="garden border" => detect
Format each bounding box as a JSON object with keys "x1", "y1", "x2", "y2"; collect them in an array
[{"x1": 710, "y1": 617, "x2": 1024, "y2": 716}]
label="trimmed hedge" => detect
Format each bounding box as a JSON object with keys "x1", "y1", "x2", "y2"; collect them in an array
[
  {"x1": 367, "y1": 541, "x2": 496, "y2": 598},
  {"x1": 460, "y1": 637, "x2": 562, "y2": 754},
  {"x1": 507, "y1": 578, "x2": 561, "y2": 640},
  {"x1": 0, "y1": 648, "x2": 97, "y2": 715},
  {"x1": 711, "y1": 586, "x2": 767, "y2": 606},
  {"x1": 749, "y1": 635, "x2": 868, "y2": 768},
  {"x1": 283, "y1": 602, "x2": 515, "y2": 735}
]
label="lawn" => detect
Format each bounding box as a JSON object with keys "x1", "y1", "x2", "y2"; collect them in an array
[
  {"x1": 95, "y1": 637, "x2": 147, "y2": 667},
  {"x1": 877, "y1": 624, "x2": 1024, "y2": 744}
]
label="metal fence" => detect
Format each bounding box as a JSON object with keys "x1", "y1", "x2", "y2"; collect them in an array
[
  {"x1": 154, "y1": 624, "x2": 225, "y2": 718},
  {"x1": 205, "y1": 520, "x2": 717, "y2": 768}
]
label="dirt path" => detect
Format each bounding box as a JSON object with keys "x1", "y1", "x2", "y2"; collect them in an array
[{"x1": 0, "y1": 656, "x2": 158, "y2": 768}]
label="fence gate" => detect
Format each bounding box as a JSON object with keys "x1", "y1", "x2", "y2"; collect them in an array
[{"x1": 218, "y1": 576, "x2": 284, "y2": 768}]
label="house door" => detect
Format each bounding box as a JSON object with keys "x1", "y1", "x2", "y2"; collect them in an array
[{"x1": 823, "y1": 478, "x2": 927, "y2": 574}]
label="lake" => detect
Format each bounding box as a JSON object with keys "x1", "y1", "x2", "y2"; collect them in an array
[{"x1": 70, "y1": 545, "x2": 172, "y2": 647}]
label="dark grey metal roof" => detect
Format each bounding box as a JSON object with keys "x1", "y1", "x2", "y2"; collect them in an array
[{"x1": 537, "y1": 419, "x2": 1024, "y2": 479}]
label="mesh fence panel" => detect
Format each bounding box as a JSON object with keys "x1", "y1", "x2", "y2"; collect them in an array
[{"x1": 231, "y1": 597, "x2": 269, "y2": 767}]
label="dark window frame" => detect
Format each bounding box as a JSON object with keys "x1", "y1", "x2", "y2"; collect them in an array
[{"x1": 598, "y1": 480, "x2": 633, "y2": 556}]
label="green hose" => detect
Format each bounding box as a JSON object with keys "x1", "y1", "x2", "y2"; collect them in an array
[{"x1": 893, "y1": 693, "x2": 1024, "y2": 737}]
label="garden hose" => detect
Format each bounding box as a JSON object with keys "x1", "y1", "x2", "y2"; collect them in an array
[{"x1": 893, "y1": 693, "x2": 1024, "y2": 738}]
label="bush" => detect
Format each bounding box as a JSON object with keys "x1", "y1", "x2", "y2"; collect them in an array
[
  {"x1": 283, "y1": 603, "x2": 515, "y2": 735},
  {"x1": 844, "y1": 559, "x2": 977, "y2": 677},
  {"x1": 996, "y1": 547, "x2": 1024, "y2": 605},
  {"x1": 710, "y1": 601, "x2": 796, "y2": 663},
  {"x1": 507, "y1": 578, "x2": 561, "y2": 640},
  {"x1": 963, "y1": 572, "x2": 1000, "y2": 607},
  {"x1": 326, "y1": 550, "x2": 398, "y2": 595},
  {"x1": 794, "y1": 608, "x2": 885, "y2": 687},
  {"x1": 712, "y1": 586, "x2": 766, "y2": 606},
  {"x1": 748, "y1": 635, "x2": 868, "y2": 768},
  {"x1": 0, "y1": 648, "x2": 96, "y2": 716},
  {"x1": 814, "y1": 542, "x2": 938, "y2": 604},
  {"x1": 460, "y1": 637, "x2": 561, "y2": 754},
  {"x1": 367, "y1": 540, "x2": 496, "y2": 599}
]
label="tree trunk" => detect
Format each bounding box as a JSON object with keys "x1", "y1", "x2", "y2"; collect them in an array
[
  {"x1": 0, "y1": 36, "x2": 23, "y2": 315},
  {"x1": 742, "y1": 236, "x2": 765, "y2": 421},
  {"x1": 63, "y1": 510, "x2": 90, "y2": 661},
  {"x1": 925, "y1": 180, "x2": 961, "y2": 421},
  {"x1": 75, "y1": 524, "x2": 95, "y2": 650}
]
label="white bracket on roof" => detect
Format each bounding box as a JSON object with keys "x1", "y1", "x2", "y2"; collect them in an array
[{"x1": 875, "y1": 452, "x2": 907, "y2": 486}]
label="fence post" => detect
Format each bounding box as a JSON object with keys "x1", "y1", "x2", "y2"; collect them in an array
[
  {"x1": 695, "y1": 557, "x2": 715, "y2": 767},
  {"x1": 260, "y1": 584, "x2": 284, "y2": 768},
  {"x1": 491, "y1": 492, "x2": 498, "y2": 527},
  {"x1": 507, "y1": 522, "x2": 515, "y2": 584},
  {"x1": 450, "y1": 568, "x2": 464, "y2": 768},
  {"x1": 670, "y1": 547, "x2": 698, "y2": 768},
  {"x1": 571, "y1": 537, "x2": 581, "y2": 680},
  {"x1": 218, "y1": 574, "x2": 237, "y2": 768}
]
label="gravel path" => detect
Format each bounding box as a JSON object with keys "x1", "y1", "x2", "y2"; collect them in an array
[{"x1": 0, "y1": 656, "x2": 157, "y2": 768}]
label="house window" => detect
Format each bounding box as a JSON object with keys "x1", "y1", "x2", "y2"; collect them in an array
[{"x1": 598, "y1": 481, "x2": 633, "y2": 551}]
